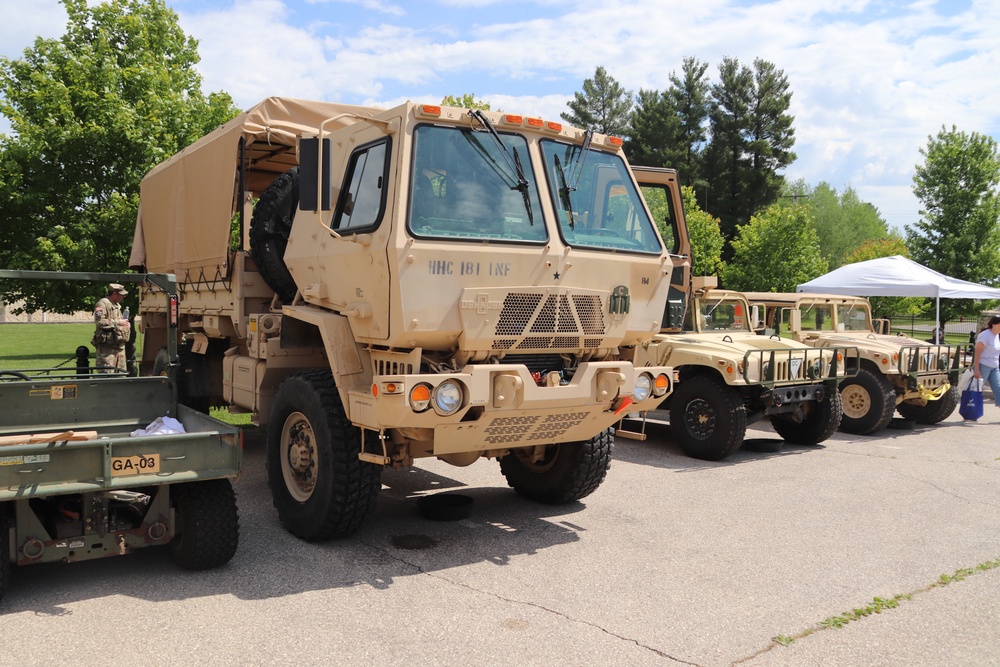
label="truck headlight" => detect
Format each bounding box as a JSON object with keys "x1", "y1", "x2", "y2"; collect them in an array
[
  {"x1": 432, "y1": 380, "x2": 464, "y2": 415},
  {"x1": 634, "y1": 373, "x2": 652, "y2": 402}
]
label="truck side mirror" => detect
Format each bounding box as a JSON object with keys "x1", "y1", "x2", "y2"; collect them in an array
[{"x1": 299, "y1": 137, "x2": 332, "y2": 211}]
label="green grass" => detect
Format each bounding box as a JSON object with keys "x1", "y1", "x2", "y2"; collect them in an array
[{"x1": 0, "y1": 323, "x2": 99, "y2": 372}]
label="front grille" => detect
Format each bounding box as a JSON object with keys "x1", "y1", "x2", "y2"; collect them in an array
[{"x1": 492, "y1": 292, "x2": 606, "y2": 351}]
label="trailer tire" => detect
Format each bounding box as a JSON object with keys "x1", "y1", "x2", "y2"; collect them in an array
[
  {"x1": 266, "y1": 369, "x2": 382, "y2": 540},
  {"x1": 250, "y1": 167, "x2": 300, "y2": 303},
  {"x1": 498, "y1": 427, "x2": 614, "y2": 504},
  {"x1": 771, "y1": 386, "x2": 843, "y2": 444},
  {"x1": 169, "y1": 479, "x2": 239, "y2": 570},
  {"x1": 669, "y1": 374, "x2": 746, "y2": 461},
  {"x1": 838, "y1": 367, "x2": 896, "y2": 434},
  {"x1": 897, "y1": 385, "x2": 959, "y2": 424},
  {"x1": 0, "y1": 509, "x2": 9, "y2": 602}
]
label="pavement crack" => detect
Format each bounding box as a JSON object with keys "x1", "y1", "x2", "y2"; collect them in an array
[{"x1": 368, "y1": 541, "x2": 701, "y2": 665}]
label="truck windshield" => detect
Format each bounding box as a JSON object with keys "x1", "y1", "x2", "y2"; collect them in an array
[
  {"x1": 408, "y1": 125, "x2": 546, "y2": 242},
  {"x1": 685, "y1": 296, "x2": 751, "y2": 332},
  {"x1": 837, "y1": 302, "x2": 871, "y2": 331},
  {"x1": 540, "y1": 140, "x2": 662, "y2": 254}
]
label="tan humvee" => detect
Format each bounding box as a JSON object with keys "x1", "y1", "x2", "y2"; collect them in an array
[
  {"x1": 631, "y1": 276, "x2": 855, "y2": 460},
  {"x1": 130, "y1": 98, "x2": 681, "y2": 540},
  {"x1": 745, "y1": 293, "x2": 961, "y2": 434}
]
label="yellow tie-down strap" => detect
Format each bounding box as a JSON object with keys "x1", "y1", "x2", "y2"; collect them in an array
[{"x1": 918, "y1": 382, "x2": 951, "y2": 401}]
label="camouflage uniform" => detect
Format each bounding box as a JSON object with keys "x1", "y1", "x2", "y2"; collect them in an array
[{"x1": 92, "y1": 284, "x2": 130, "y2": 374}]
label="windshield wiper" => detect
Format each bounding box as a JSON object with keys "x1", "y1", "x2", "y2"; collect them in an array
[
  {"x1": 469, "y1": 109, "x2": 533, "y2": 225},
  {"x1": 567, "y1": 129, "x2": 593, "y2": 190},
  {"x1": 553, "y1": 154, "x2": 576, "y2": 230}
]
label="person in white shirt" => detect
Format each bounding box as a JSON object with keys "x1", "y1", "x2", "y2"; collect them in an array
[{"x1": 972, "y1": 315, "x2": 1000, "y2": 408}]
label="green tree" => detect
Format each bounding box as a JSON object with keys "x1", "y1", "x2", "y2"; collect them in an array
[
  {"x1": 441, "y1": 93, "x2": 492, "y2": 110},
  {"x1": 625, "y1": 87, "x2": 679, "y2": 167},
  {"x1": 720, "y1": 203, "x2": 826, "y2": 292},
  {"x1": 842, "y1": 237, "x2": 925, "y2": 318},
  {"x1": 667, "y1": 57, "x2": 711, "y2": 189},
  {"x1": 681, "y1": 185, "x2": 724, "y2": 277},
  {"x1": 0, "y1": 0, "x2": 239, "y2": 313},
  {"x1": 906, "y1": 125, "x2": 1000, "y2": 322},
  {"x1": 705, "y1": 57, "x2": 796, "y2": 245},
  {"x1": 561, "y1": 66, "x2": 633, "y2": 136},
  {"x1": 793, "y1": 181, "x2": 889, "y2": 268}
]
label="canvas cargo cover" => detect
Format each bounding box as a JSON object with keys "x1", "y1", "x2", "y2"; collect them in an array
[{"x1": 130, "y1": 97, "x2": 384, "y2": 276}]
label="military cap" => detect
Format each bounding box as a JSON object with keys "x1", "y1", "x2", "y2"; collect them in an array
[{"x1": 109, "y1": 283, "x2": 128, "y2": 295}]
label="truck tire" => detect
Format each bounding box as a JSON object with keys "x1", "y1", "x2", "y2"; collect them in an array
[
  {"x1": 897, "y1": 385, "x2": 959, "y2": 424},
  {"x1": 499, "y1": 427, "x2": 614, "y2": 504},
  {"x1": 0, "y1": 509, "x2": 9, "y2": 602},
  {"x1": 266, "y1": 369, "x2": 382, "y2": 540},
  {"x1": 169, "y1": 479, "x2": 240, "y2": 570},
  {"x1": 771, "y1": 386, "x2": 843, "y2": 444},
  {"x1": 249, "y1": 167, "x2": 300, "y2": 303},
  {"x1": 668, "y1": 374, "x2": 746, "y2": 461},
  {"x1": 152, "y1": 344, "x2": 211, "y2": 414},
  {"x1": 838, "y1": 367, "x2": 896, "y2": 434}
]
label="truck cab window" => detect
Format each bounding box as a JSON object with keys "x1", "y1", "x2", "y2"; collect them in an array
[
  {"x1": 333, "y1": 140, "x2": 389, "y2": 231},
  {"x1": 541, "y1": 140, "x2": 662, "y2": 254},
  {"x1": 638, "y1": 183, "x2": 678, "y2": 253},
  {"x1": 408, "y1": 124, "x2": 546, "y2": 243}
]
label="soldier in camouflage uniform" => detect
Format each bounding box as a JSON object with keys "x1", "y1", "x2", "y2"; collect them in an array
[{"x1": 92, "y1": 283, "x2": 131, "y2": 374}]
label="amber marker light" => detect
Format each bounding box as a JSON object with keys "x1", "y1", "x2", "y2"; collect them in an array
[
  {"x1": 409, "y1": 383, "x2": 432, "y2": 412},
  {"x1": 501, "y1": 114, "x2": 523, "y2": 126},
  {"x1": 653, "y1": 374, "x2": 670, "y2": 397},
  {"x1": 606, "y1": 135, "x2": 624, "y2": 148},
  {"x1": 418, "y1": 105, "x2": 442, "y2": 118},
  {"x1": 545, "y1": 121, "x2": 563, "y2": 133},
  {"x1": 524, "y1": 117, "x2": 543, "y2": 129}
]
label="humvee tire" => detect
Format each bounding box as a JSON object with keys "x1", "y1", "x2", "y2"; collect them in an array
[
  {"x1": 668, "y1": 374, "x2": 746, "y2": 461},
  {"x1": 897, "y1": 385, "x2": 959, "y2": 424},
  {"x1": 838, "y1": 367, "x2": 896, "y2": 434},
  {"x1": 0, "y1": 509, "x2": 9, "y2": 601},
  {"x1": 771, "y1": 387, "x2": 843, "y2": 444},
  {"x1": 499, "y1": 427, "x2": 614, "y2": 503},
  {"x1": 169, "y1": 479, "x2": 240, "y2": 570},
  {"x1": 249, "y1": 167, "x2": 300, "y2": 303},
  {"x1": 267, "y1": 369, "x2": 382, "y2": 540}
]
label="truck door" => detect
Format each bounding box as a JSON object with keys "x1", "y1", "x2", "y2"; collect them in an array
[
  {"x1": 307, "y1": 124, "x2": 395, "y2": 341},
  {"x1": 630, "y1": 166, "x2": 692, "y2": 331}
]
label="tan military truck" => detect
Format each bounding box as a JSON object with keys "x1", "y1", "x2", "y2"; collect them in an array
[
  {"x1": 631, "y1": 276, "x2": 853, "y2": 460},
  {"x1": 746, "y1": 293, "x2": 961, "y2": 434},
  {"x1": 130, "y1": 97, "x2": 681, "y2": 540}
]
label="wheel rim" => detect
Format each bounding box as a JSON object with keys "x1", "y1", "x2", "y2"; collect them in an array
[
  {"x1": 841, "y1": 385, "x2": 871, "y2": 419},
  {"x1": 513, "y1": 445, "x2": 559, "y2": 473},
  {"x1": 280, "y1": 411, "x2": 318, "y2": 502},
  {"x1": 683, "y1": 398, "x2": 716, "y2": 440}
]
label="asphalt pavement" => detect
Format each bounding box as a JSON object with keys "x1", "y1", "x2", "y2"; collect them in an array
[{"x1": 2, "y1": 408, "x2": 999, "y2": 666}]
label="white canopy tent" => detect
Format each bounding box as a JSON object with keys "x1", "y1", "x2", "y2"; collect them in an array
[{"x1": 796, "y1": 255, "x2": 1000, "y2": 327}]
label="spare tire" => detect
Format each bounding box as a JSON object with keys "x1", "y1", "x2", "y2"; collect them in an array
[{"x1": 250, "y1": 167, "x2": 300, "y2": 303}]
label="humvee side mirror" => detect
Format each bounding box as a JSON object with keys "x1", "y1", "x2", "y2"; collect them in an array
[{"x1": 299, "y1": 137, "x2": 332, "y2": 211}]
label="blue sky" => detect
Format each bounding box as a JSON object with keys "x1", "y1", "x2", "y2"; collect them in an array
[{"x1": 2, "y1": 0, "x2": 999, "y2": 233}]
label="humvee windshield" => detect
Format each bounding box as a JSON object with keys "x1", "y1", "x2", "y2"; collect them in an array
[
  {"x1": 837, "y1": 302, "x2": 870, "y2": 331},
  {"x1": 408, "y1": 125, "x2": 546, "y2": 242},
  {"x1": 685, "y1": 296, "x2": 751, "y2": 332},
  {"x1": 540, "y1": 140, "x2": 662, "y2": 254},
  {"x1": 788, "y1": 303, "x2": 836, "y2": 331}
]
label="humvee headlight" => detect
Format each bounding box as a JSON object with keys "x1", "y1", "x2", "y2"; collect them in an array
[
  {"x1": 409, "y1": 383, "x2": 432, "y2": 412},
  {"x1": 633, "y1": 373, "x2": 652, "y2": 402},
  {"x1": 653, "y1": 373, "x2": 670, "y2": 397},
  {"x1": 432, "y1": 380, "x2": 464, "y2": 415}
]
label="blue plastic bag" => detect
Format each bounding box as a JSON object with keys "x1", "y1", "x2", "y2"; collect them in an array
[{"x1": 959, "y1": 379, "x2": 984, "y2": 421}]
